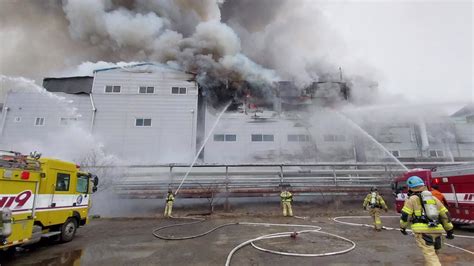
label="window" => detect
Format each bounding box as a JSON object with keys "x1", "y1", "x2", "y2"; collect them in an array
[
  {"x1": 172, "y1": 87, "x2": 187, "y2": 94},
  {"x1": 77, "y1": 174, "x2": 89, "y2": 194},
  {"x1": 56, "y1": 173, "x2": 70, "y2": 191},
  {"x1": 14, "y1": 117, "x2": 21, "y2": 123},
  {"x1": 214, "y1": 134, "x2": 225, "y2": 141},
  {"x1": 105, "y1": 85, "x2": 121, "y2": 93},
  {"x1": 214, "y1": 134, "x2": 236, "y2": 142},
  {"x1": 60, "y1": 117, "x2": 77, "y2": 125},
  {"x1": 288, "y1": 134, "x2": 311, "y2": 142},
  {"x1": 391, "y1": 151, "x2": 400, "y2": 157},
  {"x1": 34, "y1": 117, "x2": 45, "y2": 126},
  {"x1": 252, "y1": 134, "x2": 274, "y2": 142},
  {"x1": 225, "y1": 134, "x2": 237, "y2": 141},
  {"x1": 429, "y1": 150, "x2": 444, "y2": 158},
  {"x1": 139, "y1": 86, "x2": 154, "y2": 94},
  {"x1": 135, "y1": 118, "x2": 152, "y2": 127},
  {"x1": 324, "y1": 134, "x2": 346, "y2": 142}
]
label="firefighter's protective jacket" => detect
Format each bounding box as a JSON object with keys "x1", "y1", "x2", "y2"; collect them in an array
[
  {"x1": 166, "y1": 193, "x2": 175, "y2": 202},
  {"x1": 280, "y1": 191, "x2": 293, "y2": 202},
  {"x1": 400, "y1": 193, "x2": 453, "y2": 234},
  {"x1": 363, "y1": 193, "x2": 388, "y2": 210}
]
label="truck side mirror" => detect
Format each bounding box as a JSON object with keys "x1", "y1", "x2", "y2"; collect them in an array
[
  {"x1": 92, "y1": 175, "x2": 99, "y2": 186},
  {"x1": 92, "y1": 186, "x2": 98, "y2": 193}
]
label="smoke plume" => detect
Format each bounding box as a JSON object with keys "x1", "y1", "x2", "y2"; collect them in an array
[{"x1": 0, "y1": 0, "x2": 381, "y2": 104}]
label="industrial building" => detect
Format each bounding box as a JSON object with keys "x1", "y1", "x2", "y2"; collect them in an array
[{"x1": 0, "y1": 63, "x2": 473, "y2": 164}]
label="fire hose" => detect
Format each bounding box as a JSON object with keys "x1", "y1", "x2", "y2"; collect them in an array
[
  {"x1": 332, "y1": 216, "x2": 474, "y2": 255},
  {"x1": 153, "y1": 216, "x2": 356, "y2": 265}
]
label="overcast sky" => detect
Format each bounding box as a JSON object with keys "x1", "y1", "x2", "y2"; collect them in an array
[{"x1": 320, "y1": 0, "x2": 473, "y2": 104}]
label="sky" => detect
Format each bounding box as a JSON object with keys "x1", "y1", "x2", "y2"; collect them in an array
[{"x1": 320, "y1": 0, "x2": 473, "y2": 104}]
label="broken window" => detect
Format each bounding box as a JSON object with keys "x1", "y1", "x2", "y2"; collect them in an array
[{"x1": 135, "y1": 118, "x2": 152, "y2": 127}]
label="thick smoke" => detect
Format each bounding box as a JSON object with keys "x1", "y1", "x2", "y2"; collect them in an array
[{"x1": 0, "y1": 0, "x2": 379, "y2": 104}]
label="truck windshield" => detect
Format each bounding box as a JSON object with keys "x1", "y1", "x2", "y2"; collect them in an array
[
  {"x1": 77, "y1": 174, "x2": 89, "y2": 194},
  {"x1": 395, "y1": 181, "x2": 407, "y2": 193}
]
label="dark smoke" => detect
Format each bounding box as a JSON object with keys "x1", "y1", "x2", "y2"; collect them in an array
[{"x1": 0, "y1": 0, "x2": 380, "y2": 104}]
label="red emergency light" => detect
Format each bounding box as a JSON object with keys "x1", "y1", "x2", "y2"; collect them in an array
[
  {"x1": 21, "y1": 171, "x2": 30, "y2": 180},
  {"x1": 433, "y1": 178, "x2": 440, "y2": 184}
]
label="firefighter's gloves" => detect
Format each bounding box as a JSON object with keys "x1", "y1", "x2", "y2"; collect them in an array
[
  {"x1": 400, "y1": 228, "x2": 408, "y2": 235},
  {"x1": 446, "y1": 230, "x2": 454, "y2": 239}
]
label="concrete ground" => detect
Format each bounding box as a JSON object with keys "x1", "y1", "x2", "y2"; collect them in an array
[{"x1": 1, "y1": 204, "x2": 473, "y2": 266}]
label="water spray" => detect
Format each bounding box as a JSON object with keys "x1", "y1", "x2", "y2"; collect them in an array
[{"x1": 174, "y1": 101, "x2": 232, "y2": 196}]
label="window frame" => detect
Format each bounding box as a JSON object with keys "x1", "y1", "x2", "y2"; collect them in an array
[
  {"x1": 105, "y1": 85, "x2": 121, "y2": 94},
  {"x1": 59, "y1": 117, "x2": 78, "y2": 126},
  {"x1": 429, "y1": 150, "x2": 444, "y2": 158},
  {"x1": 34, "y1": 117, "x2": 45, "y2": 126},
  {"x1": 390, "y1": 150, "x2": 401, "y2": 157},
  {"x1": 76, "y1": 174, "x2": 89, "y2": 194},
  {"x1": 139, "y1": 86, "x2": 155, "y2": 94},
  {"x1": 252, "y1": 134, "x2": 274, "y2": 142},
  {"x1": 55, "y1": 173, "x2": 71, "y2": 192},
  {"x1": 171, "y1": 87, "x2": 188, "y2": 95},
  {"x1": 135, "y1": 118, "x2": 152, "y2": 127}
]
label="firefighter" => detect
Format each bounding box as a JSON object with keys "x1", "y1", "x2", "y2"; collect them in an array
[
  {"x1": 363, "y1": 186, "x2": 388, "y2": 231},
  {"x1": 400, "y1": 176, "x2": 454, "y2": 266},
  {"x1": 280, "y1": 184, "x2": 293, "y2": 217},
  {"x1": 431, "y1": 185, "x2": 448, "y2": 207},
  {"x1": 164, "y1": 189, "x2": 175, "y2": 218}
]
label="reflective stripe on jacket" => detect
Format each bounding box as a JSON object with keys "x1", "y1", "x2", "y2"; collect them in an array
[
  {"x1": 166, "y1": 194, "x2": 175, "y2": 202},
  {"x1": 363, "y1": 193, "x2": 388, "y2": 209},
  {"x1": 400, "y1": 193, "x2": 453, "y2": 234},
  {"x1": 280, "y1": 191, "x2": 293, "y2": 202}
]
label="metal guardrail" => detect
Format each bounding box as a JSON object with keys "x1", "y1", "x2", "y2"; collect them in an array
[{"x1": 105, "y1": 162, "x2": 468, "y2": 199}]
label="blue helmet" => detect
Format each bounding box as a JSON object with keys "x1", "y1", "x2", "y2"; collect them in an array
[{"x1": 407, "y1": 176, "x2": 425, "y2": 188}]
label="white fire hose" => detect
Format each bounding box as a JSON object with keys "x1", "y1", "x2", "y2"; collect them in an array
[
  {"x1": 153, "y1": 216, "x2": 356, "y2": 266},
  {"x1": 332, "y1": 215, "x2": 474, "y2": 255}
]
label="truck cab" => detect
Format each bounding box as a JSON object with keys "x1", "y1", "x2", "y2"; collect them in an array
[{"x1": 0, "y1": 151, "x2": 98, "y2": 251}]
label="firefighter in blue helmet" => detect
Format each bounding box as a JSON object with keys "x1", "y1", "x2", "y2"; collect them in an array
[{"x1": 400, "y1": 176, "x2": 454, "y2": 266}]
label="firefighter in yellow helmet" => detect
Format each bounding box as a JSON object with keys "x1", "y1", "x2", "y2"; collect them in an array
[
  {"x1": 363, "y1": 186, "x2": 388, "y2": 231},
  {"x1": 164, "y1": 189, "x2": 175, "y2": 218},
  {"x1": 280, "y1": 184, "x2": 293, "y2": 217},
  {"x1": 400, "y1": 176, "x2": 454, "y2": 266}
]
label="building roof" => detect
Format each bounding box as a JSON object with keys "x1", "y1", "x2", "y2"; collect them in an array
[
  {"x1": 451, "y1": 103, "x2": 474, "y2": 117},
  {"x1": 42, "y1": 76, "x2": 93, "y2": 94}
]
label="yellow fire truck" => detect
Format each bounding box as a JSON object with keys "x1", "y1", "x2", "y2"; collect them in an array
[{"x1": 0, "y1": 151, "x2": 98, "y2": 252}]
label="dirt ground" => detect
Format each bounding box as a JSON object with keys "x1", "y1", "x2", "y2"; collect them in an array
[{"x1": 1, "y1": 203, "x2": 473, "y2": 266}]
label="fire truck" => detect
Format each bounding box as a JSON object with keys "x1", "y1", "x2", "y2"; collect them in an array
[
  {"x1": 392, "y1": 164, "x2": 474, "y2": 224},
  {"x1": 0, "y1": 151, "x2": 98, "y2": 252}
]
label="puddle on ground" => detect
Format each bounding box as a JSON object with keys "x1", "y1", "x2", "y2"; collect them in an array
[{"x1": 30, "y1": 250, "x2": 83, "y2": 266}]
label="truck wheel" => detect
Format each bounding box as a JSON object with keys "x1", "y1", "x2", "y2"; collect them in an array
[{"x1": 60, "y1": 218, "x2": 77, "y2": 243}]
